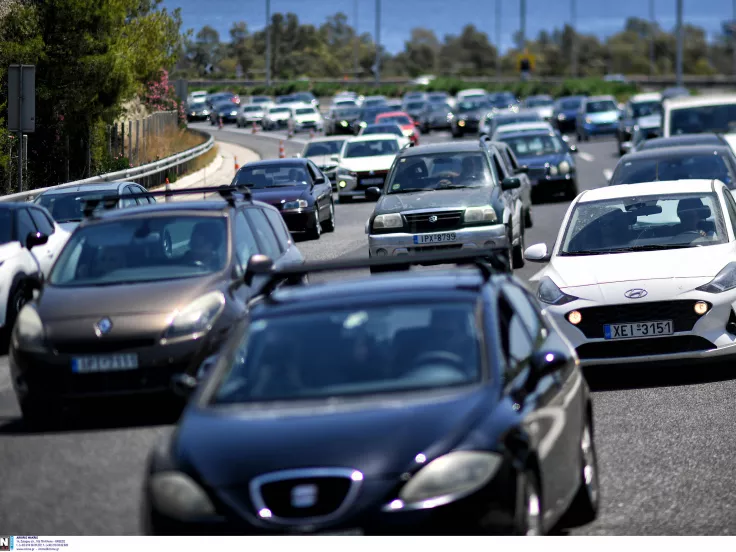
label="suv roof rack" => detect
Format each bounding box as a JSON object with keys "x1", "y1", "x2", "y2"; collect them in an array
[
  {"x1": 255, "y1": 249, "x2": 510, "y2": 299},
  {"x1": 81, "y1": 184, "x2": 251, "y2": 217}
]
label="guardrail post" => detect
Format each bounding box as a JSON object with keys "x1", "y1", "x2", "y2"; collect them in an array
[
  {"x1": 135, "y1": 119, "x2": 140, "y2": 167},
  {"x1": 142, "y1": 117, "x2": 147, "y2": 165},
  {"x1": 128, "y1": 121, "x2": 132, "y2": 164},
  {"x1": 120, "y1": 122, "x2": 124, "y2": 157}
]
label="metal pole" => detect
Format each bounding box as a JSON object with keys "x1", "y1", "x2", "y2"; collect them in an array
[
  {"x1": 354, "y1": 0, "x2": 359, "y2": 79},
  {"x1": 496, "y1": 0, "x2": 502, "y2": 77},
  {"x1": 520, "y1": 0, "x2": 526, "y2": 50},
  {"x1": 649, "y1": 0, "x2": 655, "y2": 75},
  {"x1": 571, "y1": 0, "x2": 578, "y2": 77},
  {"x1": 17, "y1": 68, "x2": 23, "y2": 193},
  {"x1": 128, "y1": 121, "x2": 132, "y2": 162},
  {"x1": 23, "y1": 134, "x2": 27, "y2": 189},
  {"x1": 675, "y1": 0, "x2": 683, "y2": 87},
  {"x1": 374, "y1": 0, "x2": 381, "y2": 85},
  {"x1": 265, "y1": 0, "x2": 271, "y2": 87},
  {"x1": 732, "y1": 0, "x2": 736, "y2": 76}
]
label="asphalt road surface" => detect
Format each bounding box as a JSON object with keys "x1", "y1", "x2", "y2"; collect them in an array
[{"x1": 1, "y1": 125, "x2": 735, "y2": 536}]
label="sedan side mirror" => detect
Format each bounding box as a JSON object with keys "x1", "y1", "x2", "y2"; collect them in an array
[
  {"x1": 26, "y1": 231, "x2": 48, "y2": 250},
  {"x1": 531, "y1": 350, "x2": 569, "y2": 377},
  {"x1": 244, "y1": 253, "x2": 274, "y2": 286},
  {"x1": 523, "y1": 243, "x2": 550, "y2": 263},
  {"x1": 516, "y1": 165, "x2": 529, "y2": 174},
  {"x1": 501, "y1": 176, "x2": 521, "y2": 191},
  {"x1": 330, "y1": 155, "x2": 340, "y2": 162},
  {"x1": 171, "y1": 373, "x2": 198, "y2": 398},
  {"x1": 314, "y1": 176, "x2": 326, "y2": 184},
  {"x1": 365, "y1": 187, "x2": 382, "y2": 201}
]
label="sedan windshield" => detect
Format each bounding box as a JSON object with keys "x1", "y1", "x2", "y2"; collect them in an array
[
  {"x1": 36, "y1": 190, "x2": 120, "y2": 222},
  {"x1": 210, "y1": 302, "x2": 482, "y2": 404},
  {"x1": 631, "y1": 101, "x2": 661, "y2": 118},
  {"x1": 49, "y1": 216, "x2": 228, "y2": 286},
  {"x1": 558, "y1": 98, "x2": 583, "y2": 110},
  {"x1": 303, "y1": 140, "x2": 345, "y2": 156},
  {"x1": 526, "y1": 97, "x2": 553, "y2": 107},
  {"x1": 386, "y1": 152, "x2": 495, "y2": 194},
  {"x1": 669, "y1": 104, "x2": 736, "y2": 135},
  {"x1": 378, "y1": 115, "x2": 412, "y2": 126},
  {"x1": 334, "y1": 108, "x2": 360, "y2": 119},
  {"x1": 295, "y1": 108, "x2": 316, "y2": 115},
  {"x1": 233, "y1": 165, "x2": 311, "y2": 187},
  {"x1": 242, "y1": 106, "x2": 262, "y2": 113},
  {"x1": 560, "y1": 193, "x2": 727, "y2": 256},
  {"x1": 405, "y1": 102, "x2": 426, "y2": 111},
  {"x1": 344, "y1": 139, "x2": 399, "y2": 158},
  {"x1": 610, "y1": 154, "x2": 735, "y2": 188},
  {"x1": 586, "y1": 100, "x2": 618, "y2": 113},
  {"x1": 502, "y1": 133, "x2": 566, "y2": 158},
  {"x1": 269, "y1": 107, "x2": 290, "y2": 114},
  {"x1": 363, "y1": 124, "x2": 402, "y2": 136}
]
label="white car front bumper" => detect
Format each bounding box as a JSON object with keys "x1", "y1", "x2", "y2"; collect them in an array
[{"x1": 544, "y1": 288, "x2": 736, "y2": 366}]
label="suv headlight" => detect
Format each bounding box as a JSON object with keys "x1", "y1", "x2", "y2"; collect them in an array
[
  {"x1": 162, "y1": 291, "x2": 226, "y2": 342},
  {"x1": 696, "y1": 262, "x2": 736, "y2": 293},
  {"x1": 149, "y1": 472, "x2": 217, "y2": 521},
  {"x1": 538, "y1": 276, "x2": 578, "y2": 305},
  {"x1": 558, "y1": 161, "x2": 571, "y2": 174},
  {"x1": 464, "y1": 206, "x2": 497, "y2": 224},
  {"x1": 14, "y1": 305, "x2": 47, "y2": 353},
  {"x1": 372, "y1": 213, "x2": 403, "y2": 230},
  {"x1": 396, "y1": 451, "x2": 503, "y2": 507},
  {"x1": 337, "y1": 168, "x2": 357, "y2": 178},
  {"x1": 283, "y1": 199, "x2": 309, "y2": 209}
]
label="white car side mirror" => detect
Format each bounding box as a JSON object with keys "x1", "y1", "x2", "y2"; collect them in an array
[{"x1": 524, "y1": 243, "x2": 551, "y2": 263}]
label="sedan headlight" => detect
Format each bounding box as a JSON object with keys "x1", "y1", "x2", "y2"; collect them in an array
[
  {"x1": 548, "y1": 164, "x2": 559, "y2": 176},
  {"x1": 283, "y1": 199, "x2": 309, "y2": 209},
  {"x1": 163, "y1": 291, "x2": 226, "y2": 342},
  {"x1": 696, "y1": 262, "x2": 736, "y2": 293},
  {"x1": 464, "y1": 206, "x2": 497, "y2": 224},
  {"x1": 585, "y1": 117, "x2": 593, "y2": 124},
  {"x1": 397, "y1": 451, "x2": 503, "y2": 506},
  {"x1": 558, "y1": 161, "x2": 571, "y2": 174},
  {"x1": 149, "y1": 472, "x2": 217, "y2": 521},
  {"x1": 340, "y1": 120, "x2": 348, "y2": 127},
  {"x1": 538, "y1": 276, "x2": 578, "y2": 305},
  {"x1": 14, "y1": 305, "x2": 46, "y2": 353},
  {"x1": 337, "y1": 168, "x2": 357, "y2": 178},
  {"x1": 372, "y1": 213, "x2": 403, "y2": 230},
  {"x1": 557, "y1": 113, "x2": 566, "y2": 121},
  {"x1": 202, "y1": 110, "x2": 209, "y2": 115}
]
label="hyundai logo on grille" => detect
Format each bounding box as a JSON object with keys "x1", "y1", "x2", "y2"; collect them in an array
[
  {"x1": 624, "y1": 289, "x2": 648, "y2": 299},
  {"x1": 291, "y1": 484, "x2": 318, "y2": 508},
  {"x1": 94, "y1": 317, "x2": 113, "y2": 336},
  {"x1": 428, "y1": 215, "x2": 438, "y2": 223}
]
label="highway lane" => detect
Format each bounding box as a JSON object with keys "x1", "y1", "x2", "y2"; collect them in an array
[{"x1": 2, "y1": 127, "x2": 736, "y2": 535}]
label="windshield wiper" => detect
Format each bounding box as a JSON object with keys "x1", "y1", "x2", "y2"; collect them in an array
[
  {"x1": 437, "y1": 184, "x2": 483, "y2": 189},
  {"x1": 609, "y1": 244, "x2": 698, "y2": 252},
  {"x1": 562, "y1": 244, "x2": 696, "y2": 256},
  {"x1": 389, "y1": 188, "x2": 434, "y2": 194}
]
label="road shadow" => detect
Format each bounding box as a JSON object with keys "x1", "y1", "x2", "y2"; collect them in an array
[{"x1": 583, "y1": 361, "x2": 736, "y2": 392}]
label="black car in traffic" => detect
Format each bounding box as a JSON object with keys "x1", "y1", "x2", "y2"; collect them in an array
[
  {"x1": 352, "y1": 105, "x2": 394, "y2": 135},
  {"x1": 451, "y1": 99, "x2": 492, "y2": 137},
  {"x1": 141, "y1": 252, "x2": 599, "y2": 536},
  {"x1": 417, "y1": 102, "x2": 453, "y2": 133},
  {"x1": 209, "y1": 101, "x2": 240, "y2": 125},
  {"x1": 231, "y1": 159, "x2": 336, "y2": 239},
  {"x1": 325, "y1": 107, "x2": 361, "y2": 135}
]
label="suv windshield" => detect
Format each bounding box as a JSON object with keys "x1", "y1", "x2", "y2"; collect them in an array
[
  {"x1": 586, "y1": 100, "x2": 617, "y2": 113},
  {"x1": 669, "y1": 104, "x2": 736, "y2": 135},
  {"x1": 210, "y1": 302, "x2": 482, "y2": 404},
  {"x1": 610, "y1": 154, "x2": 735, "y2": 188},
  {"x1": 503, "y1": 133, "x2": 566, "y2": 158},
  {"x1": 631, "y1": 101, "x2": 661, "y2": 118},
  {"x1": 36, "y1": 190, "x2": 120, "y2": 223},
  {"x1": 344, "y1": 139, "x2": 398, "y2": 158},
  {"x1": 560, "y1": 193, "x2": 727, "y2": 256},
  {"x1": 303, "y1": 140, "x2": 345, "y2": 156},
  {"x1": 49, "y1": 216, "x2": 228, "y2": 286},
  {"x1": 363, "y1": 125, "x2": 402, "y2": 136},
  {"x1": 295, "y1": 108, "x2": 316, "y2": 115},
  {"x1": 233, "y1": 164, "x2": 311, "y2": 187},
  {"x1": 386, "y1": 152, "x2": 495, "y2": 193}
]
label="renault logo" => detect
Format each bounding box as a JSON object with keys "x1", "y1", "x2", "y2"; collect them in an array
[
  {"x1": 624, "y1": 289, "x2": 648, "y2": 299},
  {"x1": 428, "y1": 215, "x2": 438, "y2": 223},
  {"x1": 291, "y1": 484, "x2": 318, "y2": 508},
  {"x1": 94, "y1": 317, "x2": 113, "y2": 337}
]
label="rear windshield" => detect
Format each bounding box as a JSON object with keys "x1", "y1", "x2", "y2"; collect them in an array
[
  {"x1": 586, "y1": 100, "x2": 617, "y2": 113},
  {"x1": 611, "y1": 154, "x2": 735, "y2": 188},
  {"x1": 344, "y1": 139, "x2": 399, "y2": 158}
]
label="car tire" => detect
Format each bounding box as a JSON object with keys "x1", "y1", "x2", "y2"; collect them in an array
[
  {"x1": 524, "y1": 208, "x2": 533, "y2": 228},
  {"x1": 514, "y1": 469, "x2": 544, "y2": 536},
  {"x1": 2, "y1": 281, "x2": 28, "y2": 346},
  {"x1": 339, "y1": 195, "x2": 351, "y2": 204},
  {"x1": 308, "y1": 209, "x2": 322, "y2": 240},
  {"x1": 323, "y1": 202, "x2": 336, "y2": 232},
  {"x1": 559, "y1": 417, "x2": 600, "y2": 529},
  {"x1": 513, "y1": 228, "x2": 525, "y2": 269}
]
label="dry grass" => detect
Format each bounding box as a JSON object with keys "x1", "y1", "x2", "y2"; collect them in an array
[
  {"x1": 149, "y1": 144, "x2": 220, "y2": 191},
  {"x1": 142, "y1": 127, "x2": 208, "y2": 164}
]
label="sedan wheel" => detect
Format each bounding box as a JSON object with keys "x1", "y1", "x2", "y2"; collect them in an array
[
  {"x1": 308, "y1": 209, "x2": 322, "y2": 240},
  {"x1": 515, "y1": 470, "x2": 544, "y2": 535},
  {"x1": 323, "y1": 202, "x2": 336, "y2": 232},
  {"x1": 560, "y1": 418, "x2": 600, "y2": 528}
]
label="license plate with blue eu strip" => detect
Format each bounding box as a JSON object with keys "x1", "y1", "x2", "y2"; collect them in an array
[
  {"x1": 71, "y1": 354, "x2": 139, "y2": 373},
  {"x1": 603, "y1": 320, "x2": 673, "y2": 340},
  {"x1": 413, "y1": 233, "x2": 457, "y2": 244}
]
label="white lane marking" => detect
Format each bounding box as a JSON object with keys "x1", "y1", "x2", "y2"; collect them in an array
[
  {"x1": 529, "y1": 266, "x2": 547, "y2": 282},
  {"x1": 603, "y1": 169, "x2": 613, "y2": 182},
  {"x1": 577, "y1": 151, "x2": 594, "y2": 162}
]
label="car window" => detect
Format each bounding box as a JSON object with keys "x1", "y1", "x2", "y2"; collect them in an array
[
  {"x1": 244, "y1": 208, "x2": 282, "y2": 258},
  {"x1": 306, "y1": 161, "x2": 320, "y2": 182},
  {"x1": 492, "y1": 152, "x2": 508, "y2": 179},
  {"x1": 723, "y1": 190, "x2": 736, "y2": 236},
  {"x1": 16, "y1": 208, "x2": 37, "y2": 242},
  {"x1": 134, "y1": 185, "x2": 153, "y2": 204},
  {"x1": 121, "y1": 186, "x2": 137, "y2": 208},
  {"x1": 611, "y1": 154, "x2": 735, "y2": 188},
  {"x1": 234, "y1": 211, "x2": 261, "y2": 265},
  {"x1": 29, "y1": 208, "x2": 55, "y2": 236},
  {"x1": 264, "y1": 208, "x2": 292, "y2": 249},
  {"x1": 503, "y1": 284, "x2": 544, "y2": 342},
  {"x1": 497, "y1": 293, "x2": 534, "y2": 383},
  {"x1": 503, "y1": 147, "x2": 520, "y2": 171}
]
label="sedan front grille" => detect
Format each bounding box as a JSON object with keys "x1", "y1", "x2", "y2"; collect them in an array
[
  {"x1": 404, "y1": 210, "x2": 464, "y2": 232},
  {"x1": 528, "y1": 167, "x2": 547, "y2": 181},
  {"x1": 572, "y1": 300, "x2": 707, "y2": 339},
  {"x1": 576, "y1": 336, "x2": 715, "y2": 360}
]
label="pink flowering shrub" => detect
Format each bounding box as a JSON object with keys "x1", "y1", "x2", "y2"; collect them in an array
[{"x1": 142, "y1": 70, "x2": 178, "y2": 112}]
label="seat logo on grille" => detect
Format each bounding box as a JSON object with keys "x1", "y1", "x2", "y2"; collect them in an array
[
  {"x1": 291, "y1": 484, "x2": 318, "y2": 508},
  {"x1": 94, "y1": 317, "x2": 112, "y2": 337},
  {"x1": 428, "y1": 215, "x2": 438, "y2": 223},
  {"x1": 624, "y1": 289, "x2": 648, "y2": 299}
]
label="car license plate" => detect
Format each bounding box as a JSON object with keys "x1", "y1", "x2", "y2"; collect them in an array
[
  {"x1": 362, "y1": 178, "x2": 384, "y2": 184},
  {"x1": 603, "y1": 320, "x2": 674, "y2": 340},
  {"x1": 71, "y1": 354, "x2": 139, "y2": 373},
  {"x1": 413, "y1": 233, "x2": 457, "y2": 244}
]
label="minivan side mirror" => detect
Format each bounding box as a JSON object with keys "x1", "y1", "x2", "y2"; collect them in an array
[
  {"x1": 330, "y1": 155, "x2": 340, "y2": 162},
  {"x1": 501, "y1": 176, "x2": 521, "y2": 191},
  {"x1": 244, "y1": 253, "x2": 274, "y2": 286},
  {"x1": 523, "y1": 243, "x2": 550, "y2": 263},
  {"x1": 26, "y1": 232, "x2": 48, "y2": 250},
  {"x1": 365, "y1": 187, "x2": 382, "y2": 201},
  {"x1": 516, "y1": 165, "x2": 529, "y2": 174}
]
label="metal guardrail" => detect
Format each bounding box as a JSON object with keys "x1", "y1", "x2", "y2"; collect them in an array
[{"x1": 0, "y1": 131, "x2": 215, "y2": 203}]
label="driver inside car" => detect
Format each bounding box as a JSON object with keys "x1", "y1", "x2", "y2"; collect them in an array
[
  {"x1": 674, "y1": 198, "x2": 714, "y2": 238},
  {"x1": 417, "y1": 308, "x2": 475, "y2": 371},
  {"x1": 183, "y1": 221, "x2": 225, "y2": 268}
]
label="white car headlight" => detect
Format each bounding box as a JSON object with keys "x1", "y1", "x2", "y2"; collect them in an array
[
  {"x1": 557, "y1": 113, "x2": 566, "y2": 121},
  {"x1": 402, "y1": 129, "x2": 414, "y2": 136},
  {"x1": 14, "y1": 305, "x2": 46, "y2": 353},
  {"x1": 373, "y1": 214, "x2": 403, "y2": 230},
  {"x1": 697, "y1": 262, "x2": 736, "y2": 293},
  {"x1": 338, "y1": 168, "x2": 357, "y2": 178},
  {"x1": 464, "y1": 207, "x2": 497, "y2": 224},
  {"x1": 283, "y1": 199, "x2": 309, "y2": 209},
  {"x1": 397, "y1": 451, "x2": 503, "y2": 507},
  {"x1": 163, "y1": 291, "x2": 226, "y2": 342},
  {"x1": 538, "y1": 276, "x2": 578, "y2": 306},
  {"x1": 202, "y1": 110, "x2": 209, "y2": 115},
  {"x1": 558, "y1": 161, "x2": 571, "y2": 174},
  {"x1": 149, "y1": 472, "x2": 217, "y2": 521}
]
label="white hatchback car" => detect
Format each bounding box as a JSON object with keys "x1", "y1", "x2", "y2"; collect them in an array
[
  {"x1": 334, "y1": 134, "x2": 404, "y2": 201},
  {"x1": 525, "y1": 179, "x2": 736, "y2": 366}
]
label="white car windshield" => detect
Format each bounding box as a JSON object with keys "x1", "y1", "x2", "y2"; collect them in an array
[
  {"x1": 36, "y1": 190, "x2": 121, "y2": 223},
  {"x1": 210, "y1": 302, "x2": 482, "y2": 404},
  {"x1": 269, "y1": 107, "x2": 290, "y2": 114},
  {"x1": 304, "y1": 140, "x2": 344, "y2": 156},
  {"x1": 386, "y1": 152, "x2": 495, "y2": 194},
  {"x1": 611, "y1": 155, "x2": 735, "y2": 188},
  {"x1": 503, "y1": 133, "x2": 566, "y2": 157},
  {"x1": 669, "y1": 104, "x2": 736, "y2": 135},
  {"x1": 242, "y1": 106, "x2": 262, "y2": 112},
  {"x1": 560, "y1": 193, "x2": 728, "y2": 256},
  {"x1": 344, "y1": 139, "x2": 398, "y2": 158},
  {"x1": 295, "y1": 108, "x2": 316, "y2": 115},
  {"x1": 586, "y1": 100, "x2": 617, "y2": 113}
]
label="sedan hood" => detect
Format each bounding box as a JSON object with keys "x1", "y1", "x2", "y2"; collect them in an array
[
  {"x1": 587, "y1": 111, "x2": 619, "y2": 124},
  {"x1": 340, "y1": 155, "x2": 397, "y2": 173},
  {"x1": 376, "y1": 187, "x2": 492, "y2": 214},
  {"x1": 635, "y1": 113, "x2": 662, "y2": 129},
  {"x1": 178, "y1": 387, "x2": 491, "y2": 486},
  {"x1": 0, "y1": 242, "x2": 22, "y2": 264},
  {"x1": 549, "y1": 246, "x2": 730, "y2": 291},
  {"x1": 249, "y1": 186, "x2": 309, "y2": 205}
]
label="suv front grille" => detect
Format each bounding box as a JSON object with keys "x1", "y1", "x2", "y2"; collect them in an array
[{"x1": 405, "y1": 210, "x2": 464, "y2": 232}]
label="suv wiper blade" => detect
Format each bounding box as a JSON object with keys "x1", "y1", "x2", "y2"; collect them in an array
[
  {"x1": 614, "y1": 244, "x2": 696, "y2": 251},
  {"x1": 389, "y1": 188, "x2": 434, "y2": 194},
  {"x1": 562, "y1": 244, "x2": 695, "y2": 256},
  {"x1": 437, "y1": 184, "x2": 483, "y2": 189}
]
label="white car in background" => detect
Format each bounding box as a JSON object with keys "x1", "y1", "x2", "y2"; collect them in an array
[
  {"x1": 290, "y1": 105, "x2": 324, "y2": 133},
  {"x1": 0, "y1": 203, "x2": 70, "y2": 339},
  {"x1": 299, "y1": 136, "x2": 349, "y2": 190},
  {"x1": 525, "y1": 179, "x2": 736, "y2": 367},
  {"x1": 261, "y1": 105, "x2": 294, "y2": 130},
  {"x1": 456, "y1": 88, "x2": 487, "y2": 102},
  {"x1": 491, "y1": 121, "x2": 555, "y2": 141},
  {"x1": 662, "y1": 94, "x2": 736, "y2": 154},
  {"x1": 333, "y1": 134, "x2": 403, "y2": 201},
  {"x1": 236, "y1": 103, "x2": 268, "y2": 127}
]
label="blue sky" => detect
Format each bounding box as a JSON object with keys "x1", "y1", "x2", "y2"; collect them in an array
[{"x1": 162, "y1": 0, "x2": 734, "y2": 53}]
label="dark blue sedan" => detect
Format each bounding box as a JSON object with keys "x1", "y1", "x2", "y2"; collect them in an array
[{"x1": 141, "y1": 252, "x2": 600, "y2": 536}]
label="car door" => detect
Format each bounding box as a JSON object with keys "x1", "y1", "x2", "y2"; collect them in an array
[
  {"x1": 490, "y1": 147, "x2": 521, "y2": 244},
  {"x1": 501, "y1": 145, "x2": 532, "y2": 211},
  {"x1": 15, "y1": 207, "x2": 46, "y2": 276},
  {"x1": 231, "y1": 209, "x2": 266, "y2": 304},
  {"x1": 262, "y1": 206, "x2": 304, "y2": 266},
  {"x1": 307, "y1": 160, "x2": 332, "y2": 219},
  {"x1": 27, "y1": 207, "x2": 61, "y2": 274}
]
